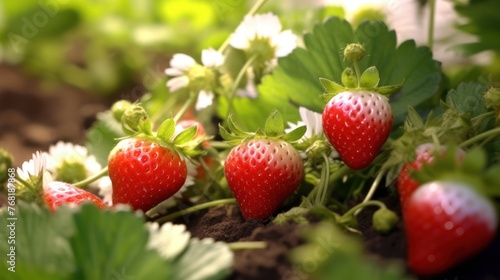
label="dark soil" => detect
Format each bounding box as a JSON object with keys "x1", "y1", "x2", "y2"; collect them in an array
[
  {"x1": 1, "y1": 63, "x2": 499, "y2": 280},
  {"x1": 0, "y1": 64, "x2": 112, "y2": 166}
]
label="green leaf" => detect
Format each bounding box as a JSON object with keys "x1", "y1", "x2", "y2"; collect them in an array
[
  {"x1": 259, "y1": 17, "x2": 441, "y2": 126},
  {"x1": 174, "y1": 125, "x2": 197, "y2": 146},
  {"x1": 0, "y1": 202, "x2": 74, "y2": 280},
  {"x1": 157, "y1": 118, "x2": 176, "y2": 142},
  {"x1": 227, "y1": 114, "x2": 251, "y2": 137},
  {"x1": 445, "y1": 82, "x2": 489, "y2": 119},
  {"x1": 374, "y1": 80, "x2": 405, "y2": 96},
  {"x1": 341, "y1": 68, "x2": 357, "y2": 88},
  {"x1": 359, "y1": 66, "x2": 380, "y2": 88},
  {"x1": 283, "y1": 126, "x2": 307, "y2": 143},
  {"x1": 264, "y1": 111, "x2": 284, "y2": 137},
  {"x1": 320, "y1": 77, "x2": 346, "y2": 95},
  {"x1": 70, "y1": 204, "x2": 170, "y2": 280},
  {"x1": 171, "y1": 238, "x2": 233, "y2": 280}
]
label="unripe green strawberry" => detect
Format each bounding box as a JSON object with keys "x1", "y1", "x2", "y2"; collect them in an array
[
  {"x1": 224, "y1": 139, "x2": 304, "y2": 219},
  {"x1": 322, "y1": 90, "x2": 393, "y2": 170},
  {"x1": 43, "y1": 181, "x2": 107, "y2": 212},
  {"x1": 108, "y1": 138, "x2": 187, "y2": 212}
]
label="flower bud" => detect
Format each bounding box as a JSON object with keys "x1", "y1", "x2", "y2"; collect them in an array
[
  {"x1": 344, "y1": 43, "x2": 366, "y2": 63},
  {"x1": 111, "y1": 100, "x2": 132, "y2": 122},
  {"x1": 372, "y1": 208, "x2": 398, "y2": 234},
  {"x1": 122, "y1": 105, "x2": 152, "y2": 134}
]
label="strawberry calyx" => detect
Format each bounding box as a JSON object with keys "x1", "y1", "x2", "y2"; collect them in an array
[
  {"x1": 220, "y1": 110, "x2": 306, "y2": 146},
  {"x1": 320, "y1": 43, "x2": 404, "y2": 101},
  {"x1": 117, "y1": 104, "x2": 206, "y2": 158}
]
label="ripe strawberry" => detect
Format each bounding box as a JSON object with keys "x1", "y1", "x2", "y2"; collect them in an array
[
  {"x1": 224, "y1": 139, "x2": 304, "y2": 219},
  {"x1": 322, "y1": 90, "x2": 393, "y2": 170},
  {"x1": 108, "y1": 138, "x2": 187, "y2": 212},
  {"x1": 396, "y1": 144, "x2": 465, "y2": 210},
  {"x1": 43, "y1": 181, "x2": 107, "y2": 212},
  {"x1": 404, "y1": 181, "x2": 497, "y2": 276}
]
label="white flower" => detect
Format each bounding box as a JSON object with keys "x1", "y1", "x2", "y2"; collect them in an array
[
  {"x1": 97, "y1": 176, "x2": 113, "y2": 206},
  {"x1": 146, "y1": 222, "x2": 191, "y2": 260},
  {"x1": 286, "y1": 107, "x2": 324, "y2": 142},
  {"x1": 165, "y1": 54, "x2": 196, "y2": 92},
  {"x1": 165, "y1": 48, "x2": 224, "y2": 110},
  {"x1": 44, "y1": 141, "x2": 102, "y2": 186},
  {"x1": 229, "y1": 13, "x2": 297, "y2": 62},
  {"x1": 17, "y1": 151, "x2": 46, "y2": 182},
  {"x1": 16, "y1": 151, "x2": 53, "y2": 190},
  {"x1": 195, "y1": 90, "x2": 215, "y2": 111}
]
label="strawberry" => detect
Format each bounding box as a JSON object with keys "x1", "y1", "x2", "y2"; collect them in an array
[
  {"x1": 108, "y1": 138, "x2": 187, "y2": 212},
  {"x1": 43, "y1": 181, "x2": 107, "y2": 212},
  {"x1": 404, "y1": 181, "x2": 497, "y2": 276},
  {"x1": 224, "y1": 139, "x2": 304, "y2": 219},
  {"x1": 322, "y1": 90, "x2": 393, "y2": 169},
  {"x1": 396, "y1": 144, "x2": 465, "y2": 210}
]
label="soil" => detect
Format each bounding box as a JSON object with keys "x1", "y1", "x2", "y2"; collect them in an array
[{"x1": 1, "y1": 63, "x2": 499, "y2": 280}]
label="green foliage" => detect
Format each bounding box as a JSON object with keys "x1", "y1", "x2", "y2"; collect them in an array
[
  {"x1": 445, "y1": 82, "x2": 489, "y2": 119},
  {"x1": 254, "y1": 17, "x2": 440, "y2": 128},
  {"x1": 454, "y1": 0, "x2": 500, "y2": 55},
  {"x1": 0, "y1": 0, "x2": 249, "y2": 95},
  {"x1": 0, "y1": 203, "x2": 233, "y2": 280},
  {"x1": 289, "y1": 221, "x2": 412, "y2": 280}
]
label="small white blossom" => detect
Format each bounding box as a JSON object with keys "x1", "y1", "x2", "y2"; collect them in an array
[
  {"x1": 229, "y1": 13, "x2": 297, "y2": 63},
  {"x1": 165, "y1": 48, "x2": 224, "y2": 110},
  {"x1": 44, "y1": 141, "x2": 102, "y2": 186},
  {"x1": 17, "y1": 151, "x2": 46, "y2": 182},
  {"x1": 195, "y1": 90, "x2": 215, "y2": 111},
  {"x1": 146, "y1": 222, "x2": 191, "y2": 260}
]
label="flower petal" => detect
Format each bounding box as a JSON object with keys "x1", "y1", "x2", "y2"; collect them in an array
[
  {"x1": 195, "y1": 90, "x2": 214, "y2": 110},
  {"x1": 167, "y1": 76, "x2": 190, "y2": 92},
  {"x1": 170, "y1": 53, "x2": 196, "y2": 71},
  {"x1": 201, "y1": 48, "x2": 225, "y2": 68}
]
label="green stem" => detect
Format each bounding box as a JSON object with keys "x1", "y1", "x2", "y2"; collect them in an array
[
  {"x1": 228, "y1": 241, "x2": 267, "y2": 250},
  {"x1": 328, "y1": 164, "x2": 351, "y2": 185},
  {"x1": 340, "y1": 200, "x2": 386, "y2": 222},
  {"x1": 352, "y1": 60, "x2": 362, "y2": 88},
  {"x1": 226, "y1": 55, "x2": 258, "y2": 120},
  {"x1": 73, "y1": 166, "x2": 108, "y2": 188},
  {"x1": 217, "y1": 0, "x2": 270, "y2": 54},
  {"x1": 459, "y1": 126, "x2": 500, "y2": 148},
  {"x1": 361, "y1": 169, "x2": 385, "y2": 204},
  {"x1": 154, "y1": 198, "x2": 237, "y2": 224},
  {"x1": 318, "y1": 153, "x2": 331, "y2": 206},
  {"x1": 427, "y1": 0, "x2": 436, "y2": 49},
  {"x1": 173, "y1": 91, "x2": 198, "y2": 122}
]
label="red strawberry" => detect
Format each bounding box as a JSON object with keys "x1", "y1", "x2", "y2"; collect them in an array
[
  {"x1": 404, "y1": 181, "x2": 498, "y2": 276},
  {"x1": 396, "y1": 144, "x2": 465, "y2": 210},
  {"x1": 322, "y1": 90, "x2": 393, "y2": 170},
  {"x1": 108, "y1": 138, "x2": 187, "y2": 212},
  {"x1": 224, "y1": 139, "x2": 304, "y2": 219},
  {"x1": 43, "y1": 181, "x2": 107, "y2": 212}
]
